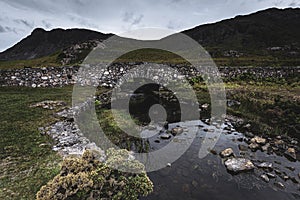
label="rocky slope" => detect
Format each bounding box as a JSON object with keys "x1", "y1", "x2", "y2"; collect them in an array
[
  {"x1": 0, "y1": 28, "x2": 113, "y2": 61},
  {"x1": 183, "y1": 7, "x2": 300, "y2": 57}
]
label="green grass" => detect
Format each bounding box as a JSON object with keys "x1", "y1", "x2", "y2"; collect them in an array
[
  {"x1": 0, "y1": 74, "x2": 299, "y2": 199},
  {"x1": 192, "y1": 79, "x2": 300, "y2": 138},
  {"x1": 1, "y1": 48, "x2": 299, "y2": 69},
  {"x1": 0, "y1": 86, "x2": 73, "y2": 199},
  {"x1": 96, "y1": 109, "x2": 149, "y2": 152},
  {"x1": 225, "y1": 82, "x2": 300, "y2": 137},
  {"x1": 0, "y1": 53, "x2": 61, "y2": 69}
]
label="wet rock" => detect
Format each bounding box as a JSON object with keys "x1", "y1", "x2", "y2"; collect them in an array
[
  {"x1": 171, "y1": 127, "x2": 184, "y2": 136},
  {"x1": 238, "y1": 144, "x2": 248, "y2": 151},
  {"x1": 290, "y1": 177, "x2": 299, "y2": 184},
  {"x1": 283, "y1": 176, "x2": 289, "y2": 181},
  {"x1": 224, "y1": 158, "x2": 255, "y2": 173},
  {"x1": 285, "y1": 166, "x2": 295, "y2": 171},
  {"x1": 291, "y1": 140, "x2": 298, "y2": 145},
  {"x1": 266, "y1": 173, "x2": 276, "y2": 178},
  {"x1": 249, "y1": 143, "x2": 260, "y2": 151},
  {"x1": 261, "y1": 143, "x2": 270, "y2": 152},
  {"x1": 274, "y1": 139, "x2": 284, "y2": 146},
  {"x1": 210, "y1": 149, "x2": 217, "y2": 155},
  {"x1": 160, "y1": 133, "x2": 171, "y2": 140},
  {"x1": 203, "y1": 128, "x2": 215, "y2": 132},
  {"x1": 261, "y1": 174, "x2": 270, "y2": 182},
  {"x1": 220, "y1": 148, "x2": 234, "y2": 158},
  {"x1": 284, "y1": 148, "x2": 297, "y2": 161},
  {"x1": 201, "y1": 103, "x2": 209, "y2": 109},
  {"x1": 274, "y1": 161, "x2": 281, "y2": 165},
  {"x1": 252, "y1": 136, "x2": 266, "y2": 145},
  {"x1": 257, "y1": 162, "x2": 273, "y2": 170},
  {"x1": 274, "y1": 169, "x2": 282, "y2": 175},
  {"x1": 274, "y1": 182, "x2": 285, "y2": 189},
  {"x1": 276, "y1": 136, "x2": 282, "y2": 139}
]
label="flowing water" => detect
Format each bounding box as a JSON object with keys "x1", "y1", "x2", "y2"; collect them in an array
[{"x1": 139, "y1": 120, "x2": 300, "y2": 200}]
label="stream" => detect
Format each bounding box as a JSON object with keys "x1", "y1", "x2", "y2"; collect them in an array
[{"x1": 139, "y1": 119, "x2": 300, "y2": 200}]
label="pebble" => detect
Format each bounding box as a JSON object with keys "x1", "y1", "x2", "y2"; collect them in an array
[
  {"x1": 266, "y1": 173, "x2": 276, "y2": 178},
  {"x1": 252, "y1": 136, "x2": 266, "y2": 145},
  {"x1": 284, "y1": 148, "x2": 297, "y2": 161},
  {"x1": 257, "y1": 162, "x2": 273, "y2": 170},
  {"x1": 249, "y1": 143, "x2": 260, "y2": 151},
  {"x1": 261, "y1": 174, "x2": 270, "y2": 182},
  {"x1": 274, "y1": 182, "x2": 285, "y2": 189},
  {"x1": 220, "y1": 148, "x2": 234, "y2": 158},
  {"x1": 171, "y1": 127, "x2": 184, "y2": 135},
  {"x1": 160, "y1": 133, "x2": 171, "y2": 139}
]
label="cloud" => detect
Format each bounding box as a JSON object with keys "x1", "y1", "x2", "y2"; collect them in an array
[
  {"x1": 132, "y1": 15, "x2": 144, "y2": 25},
  {"x1": 122, "y1": 12, "x2": 144, "y2": 26},
  {"x1": 13, "y1": 19, "x2": 34, "y2": 28},
  {"x1": 0, "y1": 0, "x2": 298, "y2": 51},
  {"x1": 288, "y1": 0, "x2": 300, "y2": 7},
  {"x1": 0, "y1": 25, "x2": 6, "y2": 32},
  {"x1": 42, "y1": 20, "x2": 52, "y2": 29},
  {"x1": 123, "y1": 12, "x2": 134, "y2": 22}
]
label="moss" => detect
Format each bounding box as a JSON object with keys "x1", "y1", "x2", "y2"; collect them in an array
[{"x1": 36, "y1": 149, "x2": 153, "y2": 200}]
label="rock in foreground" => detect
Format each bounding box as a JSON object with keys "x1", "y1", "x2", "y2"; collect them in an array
[
  {"x1": 224, "y1": 158, "x2": 255, "y2": 173},
  {"x1": 220, "y1": 148, "x2": 234, "y2": 158}
]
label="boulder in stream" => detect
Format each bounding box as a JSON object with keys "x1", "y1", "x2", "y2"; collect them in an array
[{"x1": 224, "y1": 158, "x2": 255, "y2": 173}]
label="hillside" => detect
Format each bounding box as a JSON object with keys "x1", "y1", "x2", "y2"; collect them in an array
[
  {"x1": 0, "y1": 28, "x2": 113, "y2": 61},
  {"x1": 183, "y1": 7, "x2": 300, "y2": 58},
  {"x1": 0, "y1": 7, "x2": 299, "y2": 68}
]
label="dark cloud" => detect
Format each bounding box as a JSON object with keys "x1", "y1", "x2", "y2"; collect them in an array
[
  {"x1": 122, "y1": 12, "x2": 144, "y2": 26},
  {"x1": 132, "y1": 15, "x2": 144, "y2": 25},
  {"x1": 288, "y1": 0, "x2": 300, "y2": 7},
  {"x1": 0, "y1": 25, "x2": 6, "y2": 32},
  {"x1": 123, "y1": 12, "x2": 134, "y2": 22},
  {"x1": 69, "y1": 15, "x2": 99, "y2": 29},
  {"x1": 42, "y1": 20, "x2": 52, "y2": 29},
  {"x1": 0, "y1": 25, "x2": 19, "y2": 33},
  {"x1": 1, "y1": 0, "x2": 53, "y2": 13},
  {"x1": 170, "y1": 0, "x2": 184, "y2": 3},
  {"x1": 274, "y1": 0, "x2": 284, "y2": 6},
  {"x1": 14, "y1": 19, "x2": 34, "y2": 28}
]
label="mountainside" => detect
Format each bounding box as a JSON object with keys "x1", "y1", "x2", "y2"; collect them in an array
[
  {"x1": 183, "y1": 7, "x2": 300, "y2": 57},
  {"x1": 0, "y1": 28, "x2": 113, "y2": 61},
  {"x1": 0, "y1": 7, "x2": 299, "y2": 67}
]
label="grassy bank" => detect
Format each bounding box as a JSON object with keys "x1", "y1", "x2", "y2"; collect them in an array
[
  {"x1": 192, "y1": 78, "x2": 300, "y2": 138},
  {"x1": 0, "y1": 86, "x2": 73, "y2": 199},
  {"x1": 1, "y1": 48, "x2": 300, "y2": 69}
]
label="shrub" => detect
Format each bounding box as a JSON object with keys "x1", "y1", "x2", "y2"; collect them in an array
[{"x1": 36, "y1": 148, "x2": 153, "y2": 200}]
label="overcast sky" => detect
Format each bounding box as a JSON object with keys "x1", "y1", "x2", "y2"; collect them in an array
[{"x1": 0, "y1": 0, "x2": 299, "y2": 52}]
